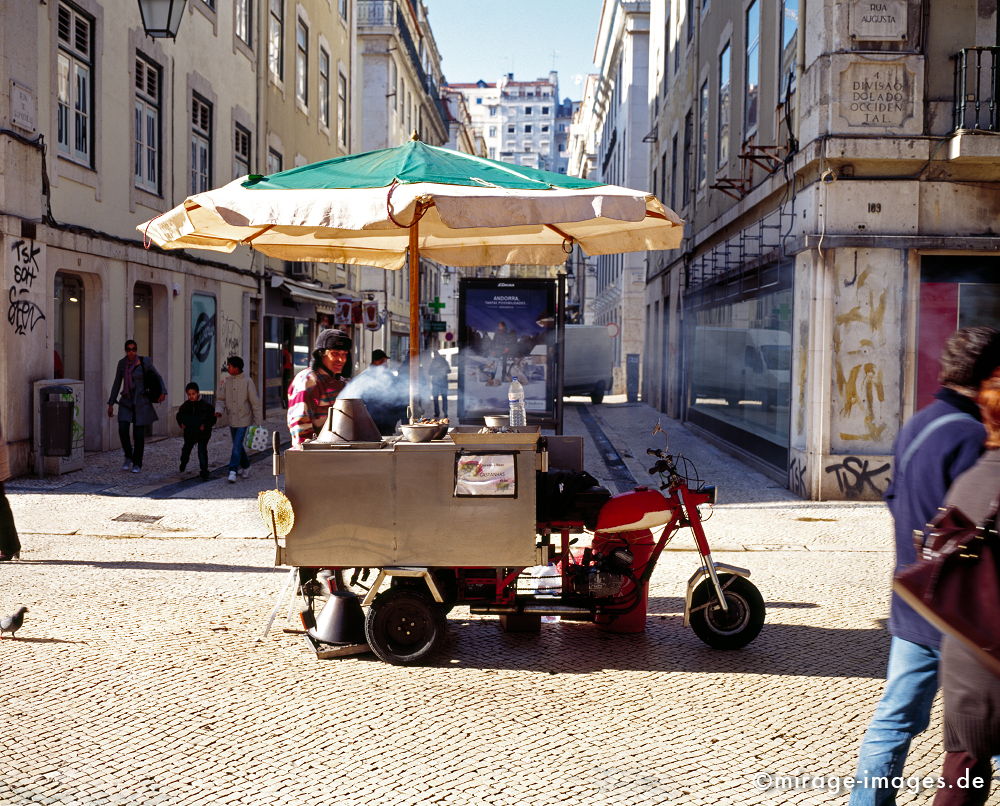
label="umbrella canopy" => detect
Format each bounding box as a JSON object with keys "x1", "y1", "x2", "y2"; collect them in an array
[
  {"x1": 139, "y1": 139, "x2": 683, "y2": 269},
  {"x1": 138, "y1": 137, "x2": 684, "y2": 418}
]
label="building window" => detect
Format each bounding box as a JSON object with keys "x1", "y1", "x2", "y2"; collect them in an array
[
  {"x1": 268, "y1": 0, "x2": 284, "y2": 81},
  {"x1": 488, "y1": 126, "x2": 497, "y2": 137},
  {"x1": 235, "y1": 0, "x2": 252, "y2": 46},
  {"x1": 134, "y1": 55, "x2": 160, "y2": 193},
  {"x1": 698, "y1": 80, "x2": 709, "y2": 186},
  {"x1": 682, "y1": 109, "x2": 693, "y2": 207},
  {"x1": 295, "y1": 18, "x2": 308, "y2": 106},
  {"x1": 541, "y1": 106, "x2": 549, "y2": 114},
  {"x1": 525, "y1": 106, "x2": 532, "y2": 114},
  {"x1": 745, "y1": 0, "x2": 760, "y2": 136},
  {"x1": 507, "y1": 125, "x2": 515, "y2": 134},
  {"x1": 489, "y1": 106, "x2": 496, "y2": 116},
  {"x1": 190, "y1": 94, "x2": 212, "y2": 193},
  {"x1": 476, "y1": 97, "x2": 482, "y2": 104},
  {"x1": 389, "y1": 60, "x2": 397, "y2": 111},
  {"x1": 488, "y1": 147, "x2": 496, "y2": 159},
  {"x1": 338, "y1": 0, "x2": 347, "y2": 19},
  {"x1": 718, "y1": 42, "x2": 731, "y2": 168},
  {"x1": 267, "y1": 147, "x2": 282, "y2": 174},
  {"x1": 524, "y1": 124, "x2": 532, "y2": 133},
  {"x1": 541, "y1": 125, "x2": 549, "y2": 133},
  {"x1": 133, "y1": 282, "x2": 153, "y2": 359},
  {"x1": 780, "y1": 0, "x2": 798, "y2": 100},
  {"x1": 670, "y1": 132, "x2": 678, "y2": 210},
  {"x1": 338, "y1": 72, "x2": 348, "y2": 145},
  {"x1": 191, "y1": 293, "x2": 217, "y2": 402},
  {"x1": 233, "y1": 123, "x2": 251, "y2": 179},
  {"x1": 54, "y1": 272, "x2": 84, "y2": 380},
  {"x1": 319, "y1": 47, "x2": 330, "y2": 128},
  {"x1": 56, "y1": 2, "x2": 93, "y2": 166},
  {"x1": 686, "y1": 0, "x2": 695, "y2": 43}
]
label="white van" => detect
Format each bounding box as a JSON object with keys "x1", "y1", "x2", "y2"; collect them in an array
[{"x1": 562, "y1": 325, "x2": 614, "y2": 403}]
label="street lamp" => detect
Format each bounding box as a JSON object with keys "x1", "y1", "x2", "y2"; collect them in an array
[{"x1": 137, "y1": 0, "x2": 187, "y2": 38}]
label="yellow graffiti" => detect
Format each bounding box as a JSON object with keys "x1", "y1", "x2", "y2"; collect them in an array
[
  {"x1": 839, "y1": 361, "x2": 886, "y2": 441},
  {"x1": 834, "y1": 289, "x2": 886, "y2": 332}
]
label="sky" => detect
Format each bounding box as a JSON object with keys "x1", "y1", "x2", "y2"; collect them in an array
[{"x1": 425, "y1": 0, "x2": 604, "y2": 100}]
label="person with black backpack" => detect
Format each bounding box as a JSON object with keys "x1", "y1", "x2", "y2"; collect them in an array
[{"x1": 106, "y1": 339, "x2": 166, "y2": 473}]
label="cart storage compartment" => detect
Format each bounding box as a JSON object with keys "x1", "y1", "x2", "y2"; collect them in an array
[{"x1": 282, "y1": 442, "x2": 538, "y2": 568}]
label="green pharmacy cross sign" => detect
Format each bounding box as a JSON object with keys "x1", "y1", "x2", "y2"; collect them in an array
[{"x1": 428, "y1": 296, "x2": 446, "y2": 314}]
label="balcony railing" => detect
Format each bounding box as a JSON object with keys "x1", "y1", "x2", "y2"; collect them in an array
[
  {"x1": 953, "y1": 46, "x2": 1000, "y2": 131},
  {"x1": 357, "y1": 0, "x2": 394, "y2": 26}
]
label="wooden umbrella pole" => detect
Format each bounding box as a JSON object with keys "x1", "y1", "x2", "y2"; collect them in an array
[{"x1": 408, "y1": 220, "x2": 420, "y2": 421}]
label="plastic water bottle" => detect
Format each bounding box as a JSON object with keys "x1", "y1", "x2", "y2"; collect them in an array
[{"x1": 508, "y1": 377, "x2": 526, "y2": 427}]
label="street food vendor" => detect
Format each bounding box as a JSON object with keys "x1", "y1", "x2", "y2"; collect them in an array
[{"x1": 287, "y1": 328, "x2": 352, "y2": 445}]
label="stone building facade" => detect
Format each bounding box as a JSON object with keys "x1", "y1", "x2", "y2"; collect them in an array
[{"x1": 644, "y1": 0, "x2": 1000, "y2": 499}]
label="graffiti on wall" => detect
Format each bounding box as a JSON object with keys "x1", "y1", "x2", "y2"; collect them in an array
[
  {"x1": 788, "y1": 455, "x2": 807, "y2": 497},
  {"x1": 824, "y1": 456, "x2": 891, "y2": 499},
  {"x1": 219, "y1": 313, "x2": 241, "y2": 366},
  {"x1": 7, "y1": 239, "x2": 45, "y2": 335},
  {"x1": 833, "y1": 257, "x2": 889, "y2": 443}
]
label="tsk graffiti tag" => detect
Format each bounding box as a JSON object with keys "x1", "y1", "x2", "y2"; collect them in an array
[
  {"x1": 8, "y1": 239, "x2": 45, "y2": 335},
  {"x1": 824, "y1": 456, "x2": 891, "y2": 499}
]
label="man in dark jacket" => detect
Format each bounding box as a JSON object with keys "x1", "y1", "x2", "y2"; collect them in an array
[{"x1": 849, "y1": 326, "x2": 1000, "y2": 806}]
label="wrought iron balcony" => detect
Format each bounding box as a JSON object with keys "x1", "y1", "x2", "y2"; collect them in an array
[{"x1": 952, "y1": 46, "x2": 1000, "y2": 131}]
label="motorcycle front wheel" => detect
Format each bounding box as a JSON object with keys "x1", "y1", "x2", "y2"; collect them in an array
[{"x1": 689, "y1": 574, "x2": 764, "y2": 650}]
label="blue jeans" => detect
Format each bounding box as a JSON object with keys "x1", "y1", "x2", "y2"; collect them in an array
[
  {"x1": 228, "y1": 426, "x2": 250, "y2": 473},
  {"x1": 848, "y1": 637, "x2": 940, "y2": 806}
]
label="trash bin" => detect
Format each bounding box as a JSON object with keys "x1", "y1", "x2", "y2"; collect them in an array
[
  {"x1": 41, "y1": 386, "x2": 74, "y2": 457},
  {"x1": 33, "y1": 379, "x2": 84, "y2": 476}
]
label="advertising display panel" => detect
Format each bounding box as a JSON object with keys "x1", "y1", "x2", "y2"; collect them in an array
[{"x1": 458, "y1": 278, "x2": 556, "y2": 422}]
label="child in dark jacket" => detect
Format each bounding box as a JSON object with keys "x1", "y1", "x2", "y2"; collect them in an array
[{"x1": 176, "y1": 382, "x2": 215, "y2": 479}]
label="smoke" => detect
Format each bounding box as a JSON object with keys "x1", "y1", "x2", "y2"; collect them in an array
[{"x1": 341, "y1": 365, "x2": 404, "y2": 406}]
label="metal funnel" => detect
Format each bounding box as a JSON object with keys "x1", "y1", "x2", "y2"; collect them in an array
[{"x1": 316, "y1": 396, "x2": 383, "y2": 443}]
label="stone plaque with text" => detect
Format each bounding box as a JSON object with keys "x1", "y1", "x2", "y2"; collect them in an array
[
  {"x1": 838, "y1": 61, "x2": 915, "y2": 129},
  {"x1": 849, "y1": 1, "x2": 907, "y2": 41}
]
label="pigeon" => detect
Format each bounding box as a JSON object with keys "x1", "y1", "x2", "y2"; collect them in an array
[{"x1": 0, "y1": 606, "x2": 28, "y2": 638}]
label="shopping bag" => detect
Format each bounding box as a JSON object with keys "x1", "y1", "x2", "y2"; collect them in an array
[
  {"x1": 244, "y1": 425, "x2": 270, "y2": 452},
  {"x1": 894, "y1": 499, "x2": 1000, "y2": 676}
]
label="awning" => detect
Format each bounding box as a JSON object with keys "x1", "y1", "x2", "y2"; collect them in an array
[{"x1": 272, "y1": 276, "x2": 338, "y2": 310}]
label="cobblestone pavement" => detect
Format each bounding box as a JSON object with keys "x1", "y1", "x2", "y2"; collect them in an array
[{"x1": 1, "y1": 398, "x2": 973, "y2": 805}]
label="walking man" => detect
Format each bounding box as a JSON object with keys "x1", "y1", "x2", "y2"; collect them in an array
[{"x1": 848, "y1": 326, "x2": 1000, "y2": 805}]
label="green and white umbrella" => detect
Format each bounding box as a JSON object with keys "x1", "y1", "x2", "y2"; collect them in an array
[{"x1": 139, "y1": 137, "x2": 684, "y2": 407}]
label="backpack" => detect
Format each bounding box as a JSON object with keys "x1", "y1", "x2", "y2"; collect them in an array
[{"x1": 141, "y1": 357, "x2": 163, "y2": 400}]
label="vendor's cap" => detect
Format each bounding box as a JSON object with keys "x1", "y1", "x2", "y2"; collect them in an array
[
  {"x1": 371, "y1": 349, "x2": 389, "y2": 362},
  {"x1": 315, "y1": 328, "x2": 352, "y2": 352}
]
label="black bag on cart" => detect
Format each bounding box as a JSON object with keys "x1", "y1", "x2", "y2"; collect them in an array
[{"x1": 536, "y1": 469, "x2": 610, "y2": 529}]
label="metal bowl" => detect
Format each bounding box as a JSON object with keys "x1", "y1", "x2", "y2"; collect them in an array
[
  {"x1": 484, "y1": 414, "x2": 509, "y2": 428},
  {"x1": 400, "y1": 423, "x2": 438, "y2": 443}
]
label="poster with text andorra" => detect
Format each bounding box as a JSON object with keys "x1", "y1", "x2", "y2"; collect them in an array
[{"x1": 457, "y1": 278, "x2": 556, "y2": 423}]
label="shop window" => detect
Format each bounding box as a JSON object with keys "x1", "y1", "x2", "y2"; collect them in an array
[
  {"x1": 686, "y1": 263, "x2": 793, "y2": 468},
  {"x1": 54, "y1": 272, "x2": 84, "y2": 379},
  {"x1": 133, "y1": 282, "x2": 153, "y2": 359},
  {"x1": 191, "y1": 293, "x2": 217, "y2": 402},
  {"x1": 917, "y1": 256, "x2": 1000, "y2": 409}
]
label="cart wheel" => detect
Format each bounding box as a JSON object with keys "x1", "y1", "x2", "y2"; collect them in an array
[
  {"x1": 365, "y1": 588, "x2": 446, "y2": 665},
  {"x1": 390, "y1": 570, "x2": 458, "y2": 615},
  {"x1": 689, "y1": 574, "x2": 764, "y2": 650}
]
